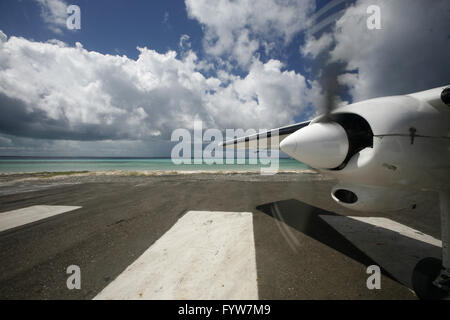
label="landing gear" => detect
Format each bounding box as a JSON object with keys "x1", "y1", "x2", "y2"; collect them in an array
[
  {"x1": 434, "y1": 267, "x2": 450, "y2": 291},
  {"x1": 412, "y1": 258, "x2": 449, "y2": 300},
  {"x1": 412, "y1": 191, "x2": 450, "y2": 300}
]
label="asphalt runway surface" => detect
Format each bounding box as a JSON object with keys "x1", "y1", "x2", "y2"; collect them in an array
[{"x1": 0, "y1": 173, "x2": 442, "y2": 299}]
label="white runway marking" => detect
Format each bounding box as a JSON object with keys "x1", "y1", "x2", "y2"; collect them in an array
[
  {"x1": 95, "y1": 211, "x2": 258, "y2": 300},
  {"x1": 0, "y1": 205, "x2": 82, "y2": 232},
  {"x1": 320, "y1": 216, "x2": 442, "y2": 288}
]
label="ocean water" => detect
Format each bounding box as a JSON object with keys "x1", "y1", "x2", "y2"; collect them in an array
[{"x1": 0, "y1": 157, "x2": 309, "y2": 174}]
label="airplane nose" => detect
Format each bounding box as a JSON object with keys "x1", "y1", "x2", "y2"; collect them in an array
[
  {"x1": 279, "y1": 133, "x2": 298, "y2": 156},
  {"x1": 280, "y1": 122, "x2": 349, "y2": 169}
]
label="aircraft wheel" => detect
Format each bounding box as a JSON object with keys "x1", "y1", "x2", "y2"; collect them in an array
[{"x1": 412, "y1": 257, "x2": 449, "y2": 300}]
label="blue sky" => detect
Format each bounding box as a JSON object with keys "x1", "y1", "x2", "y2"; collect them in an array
[
  {"x1": 0, "y1": 1, "x2": 203, "y2": 58},
  {"x1": 0, "y1": 0, "x2": 321, "y2": 73},
  {"x1": 0, "y1": 0, "x2": 448, "y2": 156},
  {"x1": 1, "y1": 0, "x2": 350, "y2": 83}
]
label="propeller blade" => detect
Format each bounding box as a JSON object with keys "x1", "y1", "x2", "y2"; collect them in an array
[{"x1": 322, "y1": 71, "x2": 339, "y2": 119}]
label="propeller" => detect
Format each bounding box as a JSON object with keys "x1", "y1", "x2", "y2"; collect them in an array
[
  {"x1": 279, "y1": 62, "x2": 350, "y2": 169},
  {"x1": 319, "y1": 62, "x2": 341, "y2": 121}
]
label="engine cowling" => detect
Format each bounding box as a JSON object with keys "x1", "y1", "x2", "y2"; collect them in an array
[
  {"x1": 280, "y1": 122, "x2": 349, "y2": 169},
  {"x1": 331, "y1": 184, "x2": 421, "y2": 212}
]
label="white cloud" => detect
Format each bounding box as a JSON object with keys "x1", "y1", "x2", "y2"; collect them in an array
[
  {"x1": 302, "y1": 0, "x2": 450, "y2": 102},
  {"x1": 204, "y1": 59, "x2": 317, "y2": 129},
  {"x1": 231, "y1": 30, "x2": 259, "y2": 67},
  {"x1": 300, "y1": 33, "x2": 333, "y2": 58},
  {"x1": 46, "y1": 38, "x2": 67, "y2": 47},
  {"x1": 34, "y1": 0, "x2": 68, "y2": 34},
  {"x1": 0, "y1": 33, "x2": 314, "y2": 143},
  {"x1": 185, "y1": 0, "x2": 315, "y2": 68}
]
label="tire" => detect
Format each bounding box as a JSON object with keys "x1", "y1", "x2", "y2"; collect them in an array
[{"x1": 412, "y1": 257, "x2": 449, "y2": 300}]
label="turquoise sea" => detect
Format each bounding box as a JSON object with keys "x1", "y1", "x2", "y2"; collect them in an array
[{"x1": 0, "y1": 157, "x2": 308, "y2": 174}]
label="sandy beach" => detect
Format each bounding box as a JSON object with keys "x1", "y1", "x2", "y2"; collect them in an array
[{"x1": 0, "y1": 171, "x2": 442, "y2": 299}]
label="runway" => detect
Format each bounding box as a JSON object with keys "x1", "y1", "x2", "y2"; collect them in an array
[{"x1": 0, "y1": 172, "x2": 442, "y2": 299}]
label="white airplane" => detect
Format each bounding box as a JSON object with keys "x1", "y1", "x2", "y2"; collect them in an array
[{"x1": 222, "y1": 85, "x2": 450, "y2": 299}]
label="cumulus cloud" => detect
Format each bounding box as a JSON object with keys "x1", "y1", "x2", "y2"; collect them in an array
[
  {"x1": 34, "y1": 0, "x2": 68, "y2": 34},
  {"x1": 5, "y1": 1, "x2": 446, "y2": 157},
  {"x1": 0, "y1": 33, "x2": 314, "y2": 143},
  {"x1": 302, "y1": 0, "x2": 450, "y2": 102},
  {"x1": 185, "y1": 0, "x2": 315, "y2": 68},
  {"x1": 204, "y1": 59, "x2": 318, "y2": 129},
  {"x1": 300, "y1": 33, "x2": 333, "y2": 58}
]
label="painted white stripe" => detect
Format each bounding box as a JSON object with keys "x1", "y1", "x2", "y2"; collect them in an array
[
  {"x1": 320, "y1": 216, "x2": 442, "y2": 288},
  {"x1": 95, "y1": 211, "x2": 258, "y2": 300},
  {"x1": 0, "y1": 205, "x2": 82, "y2": 232}
]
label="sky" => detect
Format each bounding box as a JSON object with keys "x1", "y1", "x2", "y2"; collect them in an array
[{"x1": 0, "y1": 0, "x2": 449, "y2": 157}]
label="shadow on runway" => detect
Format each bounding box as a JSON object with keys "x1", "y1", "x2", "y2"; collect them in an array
[
  {"x1": 256, "y1": 199, "x2": 442, "y2": 289},
  {"x1": 256, "y1": 199, "x2": 376, "y2": 266}
]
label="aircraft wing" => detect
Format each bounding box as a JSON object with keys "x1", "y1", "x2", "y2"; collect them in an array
[{"x1": 220, "y1": 120, "x2": 310, "y2": 150}]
